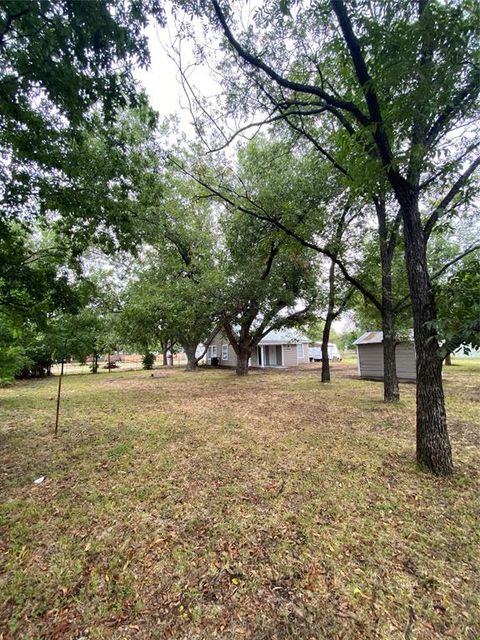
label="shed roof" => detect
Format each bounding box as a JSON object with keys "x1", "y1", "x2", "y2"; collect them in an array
[
  {"x1": 353, "y1": 331, "x2": 383, "y2": 345},
  {"x1": 353, "y1": 330, "x2": 414, "y2": 346},
  {"x1": 259, "y1": 329, "x2": 310, "y2": 345}
]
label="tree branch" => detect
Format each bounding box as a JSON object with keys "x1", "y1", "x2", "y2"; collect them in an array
[
  {"x1": 330, "y1": 0, "x2": 396, "y2": 175},
  {"x1": 210, "y1": 0, "x2": 370, "y2": 126},
  {"x1": 431, "y1": 243, "x2": 480, "y2": 282},
  {"x1": 426, "y1": 68, "x2": 480, "y2": 147},
  {"x1": 423, "y1": 154, "x2": 480, "y2": 239},
  {"x1": 392, "y1": 243, "x2": 480, "y2": 313},
  {"x1": 332, "y1": 286, "x2": 355, "y2": 320},
  {"x1": 260, "y1": 242, "x2": 279, "y2": 281},
  {"x1": 168, "y1": 155, "x2": 383, "y2": 312},
  {"x1": 283, "y1": 115, "x2": 353, "y2": 179},
  {"x1": 419, "y1": 142, "x2": 480, "y2": 192}
]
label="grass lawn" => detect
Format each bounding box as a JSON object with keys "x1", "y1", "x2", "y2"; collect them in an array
[{"x1": 1, "y1": 361, "x2": 479, "y2": 639}]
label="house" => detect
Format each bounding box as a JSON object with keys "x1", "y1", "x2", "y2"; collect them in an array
[
  {"x1": 353, "y1": 331, "x2": 416, "y2": 381},
  {"x1": 206, "y1": 328, "x2": 311, "y2": 368}
]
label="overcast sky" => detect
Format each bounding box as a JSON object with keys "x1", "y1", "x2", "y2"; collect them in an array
[
  {"x1": 134, "y1": 12, "x2": 222, "y2": 138},
  {"x1": 135, "y1": 20, "x2": 181, "y2": 118}
]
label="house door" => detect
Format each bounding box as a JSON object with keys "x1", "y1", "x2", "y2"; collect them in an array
[
  {"x1": 268, "y1": 346, "x2": 277, "y2": 365},
  {"x1": 276, "y1": 345, "x2": 282, "y2": 366}
]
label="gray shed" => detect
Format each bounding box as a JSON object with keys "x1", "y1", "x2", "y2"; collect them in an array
[{"x1": 353, "y1": 331, "x2": 416, "y2": 381}]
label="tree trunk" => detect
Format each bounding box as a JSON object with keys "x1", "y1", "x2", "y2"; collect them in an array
[
  {"x1": 382, "y1": 282, "x2": 400, "y2": 403},
  {"x1": 321, "y1": 316, "x2": 332, "y2": 383},
  {"x1": 235, "y1": 347, "x2": 251, "y2": 376},
  {"x1": 321, "y1": 259, "x2": 338, "y2": 383},
  {"x1": 183, "y1": 344, "x2": 198, "y2": 371},
  {"x1": 224, "y1": 321, "x2": 253, "y2": 376},
  {"x1": 401, "y1": 194, "x2": 453, "y2": 475},
  {"x1": 382, "y1": 327, "x2": 399, "y2": 402},
  {"x1": 444, "y1": 353, "x2": 452, "y2": 366},
  {"x1": 162, "y1": 349, "x2": 168, "y2": 366},
  {"x1": 376, "y1": 199, "x2": 400, "y2": 402}
]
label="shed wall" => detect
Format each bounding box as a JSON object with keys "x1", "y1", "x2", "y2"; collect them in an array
[
  {"x1": 357, "y1": 343, "x2": 416, "y2": 381},
  {"x1": 357, "y1": 344, "x2": 384, "y2": 379},
  {"x1": 395, "y1": 344, "x2": 416, "y2": 380}
]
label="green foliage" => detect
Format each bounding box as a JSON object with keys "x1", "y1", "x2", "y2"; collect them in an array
[
  {"x1": 351, "y1": 225, "x2": 411, "y2": 334},
  {"x1": 1, "y1": 2, "x2": 164, "y2": 370},
  {"x1": 0, "y1": 223, "x2": 99, "y2": 381},
  {"x1": 0, "y1": 106, "x2": 163, "y2": 382},
  {"x1": 1, "y1": 9, "x2": 163, "y2": 278},
  {"x1": 219, "y1": 205, "x2": 319, "y2": 350},
  {"x1": 235, "y1": 135, "x2": 350, "y2": 245},
  {"x1": 43, "y1": 106, "x2": 164, "y2": 253},
  {"x1": 201, "y1": 137, "x2": 351, "y2": 353},
  {"x1": 336, "y1": 330, "x2": 359, "y2": 352},
  {"x1": 0, "y1": 311, "x2": 28, "y2": 384},
  {"x1": 182, "y1": 0, "x2": 480, "y2": 352},
  {"x1": 142, "y1": 352, "x2": 156, "y2": 370},
  {"x1": 0, "y1": 236, "x2": 122, "y2": 382},
  {"x1": 1, "y1": 0, "x2": 163, "y2": 181},
  {"x1": 17, "y1": 333, "x2": 55, "y2": 379},
  {"x1": 0, "y1": 223, "x2": 90, "y2": 318},
  {"x1": 435, "y1": 256, "x2": 480, "y2": 356},
  {"x1": 55, "y1": 274, "x2": 123, "y2": 370},
  {"x1": 118, "y1": 166, "x2": 225, "y2": 357}
]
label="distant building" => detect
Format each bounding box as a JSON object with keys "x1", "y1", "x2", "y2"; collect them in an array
[
  {"x1": 206, "y1": 329, "x2": 311, "y2": 368},
  {"x1": 353, "y1": 331, "x2": 416, "y2": 381}
]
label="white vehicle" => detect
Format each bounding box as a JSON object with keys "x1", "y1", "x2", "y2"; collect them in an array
[{"x1": 309, "y1": 343, "x2": 342, "y2": 362}]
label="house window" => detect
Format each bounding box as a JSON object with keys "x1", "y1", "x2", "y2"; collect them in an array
[
  {"x1": 297, "y1": 343, "x2": 304, "y2": 358},
  {"x1": 222, "y1": 344, "x2": 228, "y2": 360},
  {"x1": 208, "y1": 345, "x2": 217, "y2": 359}
]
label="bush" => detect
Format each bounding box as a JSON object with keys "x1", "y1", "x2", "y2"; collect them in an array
[
  {"x1": 142, "y1": 351, "x2": 156, "y2": 370},
  {"x1": 16, "y1": 345, "x2": 53, "y2": 378},
  {"x1": 0, "y1": 345, "x2": 28, "y2": 385}
]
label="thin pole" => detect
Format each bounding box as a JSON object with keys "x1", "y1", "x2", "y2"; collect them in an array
[{"x1": 54, "y1": 358, "x2": 64, "y2": 437}]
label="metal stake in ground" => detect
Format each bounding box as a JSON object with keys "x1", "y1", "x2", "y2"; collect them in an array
[{"x1": 55, "y1": 357, "x2": 65, "y2": 437}]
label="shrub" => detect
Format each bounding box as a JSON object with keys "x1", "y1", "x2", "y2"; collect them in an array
[{"x1": 142, "y1": 351, "x2": 156, "y2": 370}]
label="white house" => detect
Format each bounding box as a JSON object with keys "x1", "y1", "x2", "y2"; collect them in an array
[{"x1": 206, "y1": 328, "x2": 311, "y2": 368}]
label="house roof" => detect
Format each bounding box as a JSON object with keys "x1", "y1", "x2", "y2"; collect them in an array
[
  {"x1": 353, "y1": 330, "x2": 414, "y2": 346},
  {"x1": 259, "y1": 328, "x2": 310, "y2": 345}
]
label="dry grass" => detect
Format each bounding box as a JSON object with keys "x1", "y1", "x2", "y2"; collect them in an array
[{"x1": 0, "y1": 361, "x2": 479, "y2": 639}]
